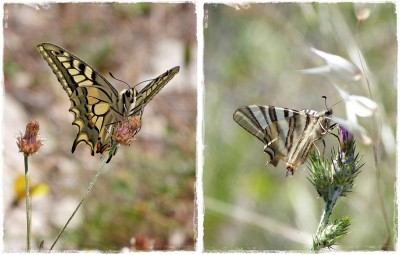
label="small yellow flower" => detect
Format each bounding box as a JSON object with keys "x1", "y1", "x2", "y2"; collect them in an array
[
  {"x1": 113, "y1": 116, "x2": 142, "y2": 146},
  {"x1": 12, "y1": 174, "x2": 49, "y2": 207},
  {"x1": 16, "y1": 120, "x2": 43, "y2": 156}
]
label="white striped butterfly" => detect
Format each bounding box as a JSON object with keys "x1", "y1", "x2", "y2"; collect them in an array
[
  {"x1": 37, "y1": 42, "x2": 179, "y2": 162},
  {"x1": 233, "y1": 105, "x2": 335, "y2": 176}
]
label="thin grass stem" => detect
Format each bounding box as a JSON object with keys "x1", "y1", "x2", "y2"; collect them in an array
[
  {"x1": 48, "y1": 142, "x2": 118, "y2": 251},
  {"x1": 24, "y1": 155, "x2": 31, "y2": 252}
]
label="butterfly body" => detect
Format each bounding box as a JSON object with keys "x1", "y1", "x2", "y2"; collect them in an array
[
  {"x1": 233, "y1": 105, "x2": 333, "y2": 176},
  {"x1": 37, "y1": 42, "x2": 179, "y2": 161}
]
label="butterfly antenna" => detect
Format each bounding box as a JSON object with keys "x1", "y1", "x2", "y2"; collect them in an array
[
  {"x1": 331, "y1": 99, "x2": 343, "y2": 109},
  {"x1": 132, "y1": 78, "x2": 154, "y2": 89},
  {"x1": 109, "y1": 72, "x2": 131, "y2": 89},
  {"x1": 110, "y1": 72, "x2": 157, "y2": 89},
  {"x1": 322, "y1": 96, "x2": 343, "y2": 110},
  {"x1": 322, "y1": 96, "x2": 329, "y2": 110}
]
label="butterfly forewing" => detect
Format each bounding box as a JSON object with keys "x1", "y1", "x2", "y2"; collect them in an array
[
  {"x1": 37, "y1": 43, "x2": 119, "y2": 97},
  {"x1": 129, "y1": 66, "x2": 180, "y2": 116},
  {"x1": 234, "y1": 105, "x2": 332, "y2": 175},
  {"x1": 37, "y1": 42, "x2": 179, "y2": 162}
]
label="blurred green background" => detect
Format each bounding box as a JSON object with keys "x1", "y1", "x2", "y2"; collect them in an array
[
  {"x1": 204, "y1": 3, "x2": 396, "y2": 251},
  {"x1": 4, "y1": 3, "x2": 196, "y2": 251}
]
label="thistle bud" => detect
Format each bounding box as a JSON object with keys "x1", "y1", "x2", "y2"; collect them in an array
[
  {"x1": 113, "y1": 116, "x2": 142, "y2": 146},
  {"x1": 16, "y1": 121, "x2": 43, "y2": 156}
]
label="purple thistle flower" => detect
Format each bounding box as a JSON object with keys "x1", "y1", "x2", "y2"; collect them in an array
[
  {"x1": 338, "y1": 125, "x2": 356, "y2": 170},
  {"x1": 339, "y1": 125, "x2": 354, "y2": 143}
]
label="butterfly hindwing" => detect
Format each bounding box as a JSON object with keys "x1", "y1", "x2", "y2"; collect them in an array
[
  {"x1": 37, "y1": 42, "x2": 179, "y2": 161},
  {"x1": 234, "y1": 105, "x2": 301, "y2": 165},
  {"x1": 234, "y1": 105, "x2": 332, "y2": 175}
]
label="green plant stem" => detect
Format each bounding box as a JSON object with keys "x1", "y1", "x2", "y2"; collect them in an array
[
  {"x1": 24, "y1": 154, "x2": 31, "y2": 252},
  {"x1": 48, "y1": 142, "x2": 118, "y2": 251},
  {"x1": 312, "y1": 205, "x2": 332, "y2": 252},
  {"x1": 316, "y1": 188, "x2": 341, "y2": 236},
  {"x1": 312, "y1": 184, "x2": 344, "y2": 252}
]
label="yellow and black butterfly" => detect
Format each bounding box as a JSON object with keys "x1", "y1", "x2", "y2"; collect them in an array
[{"x1": 37, "y1": 42, "x2": 179, "y2": 162}]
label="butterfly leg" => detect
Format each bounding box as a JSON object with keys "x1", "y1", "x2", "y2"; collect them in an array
[
  {"x1": 330, "y1": 125, "x2": 342, "y2": 143},
  {"x1": 312, "y1": 141, "x2": 322, "y2": 156},
  {"x1": 326, "y1": 123, "x2": 346, "y2": 149},
  {"x1": 320, "y1": 122, "x2": 340, "y2": 141}
]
